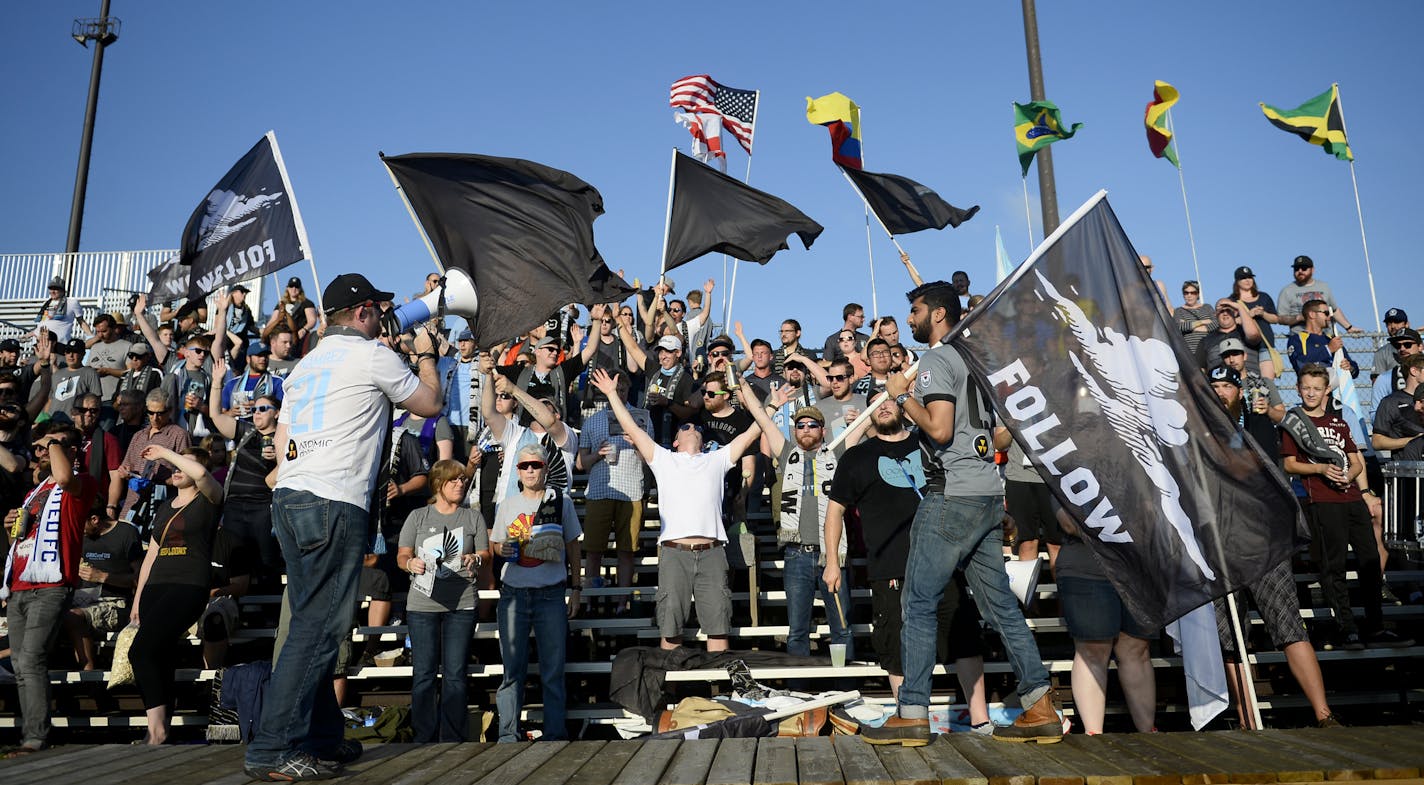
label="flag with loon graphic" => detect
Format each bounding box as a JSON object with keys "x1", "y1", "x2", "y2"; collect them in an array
[
  {"x1": 664, "y1": 151, "x2": 823, "y2": 272},
  {"x1": 179, "y1": 131, "x2": 310, "y2": 301},
  {"x1": 950, "y1": 191, "x2": 1305, "y2": 629},
  {"x1": 840, "y1": 166, "x2": 979, "y2": 235},
  {"x1": 382, "y1": 152, "x2": 634, "y2": 349},
  {"x1": 1014, "y1": 100, "x2": 1082, "y2": 176},
  {"x1": 1260, "y1": 84, "x2": 1353, "y2": 161}
]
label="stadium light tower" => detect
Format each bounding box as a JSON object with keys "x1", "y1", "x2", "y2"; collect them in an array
[{"x1": 66, "y1": 0, "x2": 121, "y2": 254}]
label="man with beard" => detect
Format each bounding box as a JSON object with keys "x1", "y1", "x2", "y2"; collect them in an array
[
  {"x1": 771, "y1": 319, "x2": 811, "y2": 376},
  {"x1": 83, "y1": 313, "x2": 132, "y2": 404},
  {"x1": 72, "y1": 394, "x2": 121, "y2": 499},
  {"x1": 2, "y1": 425, "x2": 100, "y2": 756},
  {"x1": 627, "y1": 335, "x2": 697, "y2": 448},
  {"x1": 1218, "y1": 338, "x2": 1285, "y2": 455},
  {"x1": 739, "y1": 382, "x2": 853, "y2": 659},
  {"x1": 1208, "y1": 365, "x2": 1342, "y2": 728},
  {"x1": 870, "y1": 281, "x2": 1057, "y2": 746},
  {"x1": 1197, "y1": 298, "x2": 1264, "y2": 373}
]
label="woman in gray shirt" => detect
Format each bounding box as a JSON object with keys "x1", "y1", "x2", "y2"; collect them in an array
[{"x1": 398, "y1": 459, "x2": 489, "y2": 743}]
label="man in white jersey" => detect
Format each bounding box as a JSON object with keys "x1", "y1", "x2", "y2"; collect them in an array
[{"x1": 244, "y1": 274, "x2": 443, "y2": 782}]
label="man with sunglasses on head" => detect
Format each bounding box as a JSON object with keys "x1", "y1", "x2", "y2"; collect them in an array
[
  {"x1": 109, "y1": 388, "x2": 190, "y2": 526},
  {"x1": 245, "y1": 273, "x2": 443, "y2": 782},
  {"x1": 590, "y1": 368, "x2": 761, "y2": 652}
]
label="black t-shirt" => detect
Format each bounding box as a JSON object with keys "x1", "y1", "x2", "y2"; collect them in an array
[
  {"x1": 146, "y1": 493, "x2": 221, "y2": 587},
  {"x1": 209, "y1": 528, "x2": 253, "y2": 589},
  {"x1": 81, "y1": 521, "x2": 142, "y2": 599},
  {"x1": 227, "y1": 420, "x2": 277, "y2": 502},
  {"x1": 700, "y1": 407, "x2": 754, "y2": 498},
  {"x1": 744, "y1": 372, "x2": 785, "y2": 401},
  {"x1": 829, "y1": 435, "x2": 924, "y2": 581},
  {"x1": 382, "y1": 430, "x2": 432, "y2": 538},
  {"x1": 1374, "y1": 389, "x2": 1424, "y2": 461},
  {"x1": 647, "y1": 370, "x2": 696, "y2": 447}
]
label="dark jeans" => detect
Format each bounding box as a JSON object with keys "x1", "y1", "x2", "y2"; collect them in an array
[
  {"x1": 130, "y1": 583, "x2": 208, "y2": 709},
  {"x1": 9, "y1": 586, "x2": 68, "y2": 748},
  {"x1": 783, "y1": 545, "x2": 854, "y2": 659},
  {"x1": 244, "y1": 489, "x2": 368, "y2": 768},
  {"x1": 496, "y1": 584, "x2": 568, "y2": 743},
  {"x1": 1310, "y1": 500, "x2": 1383, "y2": 635},
  {"x1": 408, "y1": 609, "x2": 477, "y2": 742}
]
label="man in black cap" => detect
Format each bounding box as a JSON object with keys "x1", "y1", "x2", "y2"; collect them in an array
[
  {"x1": 1276, "y1": 255, "x2": 1360, "y2": 332},
  {"x1": 1373, "y1": 308, "x2": 1413, "y2": 380},
  {"x1": 1373, "y1": 327, "x2": 1422, "y2": 405},
  {"x1": 244, "y1": 273, "x2": 443, "y2": 782},
  {"x1": 47, "y1": 340, "x2": 103, "y2": 418},
  {"x1": 263, "y1": 276, "x2": 319, "y2": 358}
]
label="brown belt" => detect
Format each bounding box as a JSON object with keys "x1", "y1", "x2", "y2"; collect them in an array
[{"x1": 661, "y1": 540, "x2": 723, "y2": 552}]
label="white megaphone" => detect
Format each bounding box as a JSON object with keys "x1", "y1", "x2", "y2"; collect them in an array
[
  {"x1": 389, "y1": 268, "x2": 480, "y2": 334},
  {"x1": 1004, "y1": 558, "x2": 1041, "y2": 607}
]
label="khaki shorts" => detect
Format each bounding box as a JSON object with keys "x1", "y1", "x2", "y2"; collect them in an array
[
  {"x1": 583, "y1": 498, "x2": 643, "y2": 552},
  {"x1": 82, "y1": 596, "x2": 129, "y2": 634}
]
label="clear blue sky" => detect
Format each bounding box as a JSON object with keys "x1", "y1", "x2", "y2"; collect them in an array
[{"x1": 4, "y1": 1, "x2": 1419, "y2": 344}]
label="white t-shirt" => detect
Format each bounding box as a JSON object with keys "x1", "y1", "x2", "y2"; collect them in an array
[
  {"x1": 648, "y1": 446, "x2": 734, "y2": 543},
  {"x1": 277, "y1": 333, "x2": 421, "y2": 508},
  {"x1": 38, "y1": 298, "x2": 83, "y2": 344}
]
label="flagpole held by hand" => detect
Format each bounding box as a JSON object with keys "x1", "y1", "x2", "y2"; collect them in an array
[
  {"x1": 837, "y1": 168, "x2": 919, "y2": 287},
  {"x1": 380, "y1": 154, "x2": 445, "y2": 275},
  {"x1": 658, "y1": 148, "x2": 677, "y2": 287}
]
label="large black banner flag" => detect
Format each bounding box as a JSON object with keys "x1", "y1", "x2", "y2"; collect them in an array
[
  {"x1": 146, "y1": 255, "x2": 188, "y2": 305},
  {"x1": 951, "y1": 191, "x2": 1304, "y2": 628},
  {"x1": 664, "y1": 151, "x2": 823, "y2": 272},
  {"x1": 382, "y1": 152, "x2": 634, "y2": 348},
  {"x1": 179, "y1": 132, "x2": 310, "y2": 301},
  {"x1": 840, "y1": 166, "x2": 979, "y2": 234}
]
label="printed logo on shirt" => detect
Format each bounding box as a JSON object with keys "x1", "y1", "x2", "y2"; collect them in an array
[
  {"x1": 286, "y1": 440, "x2": 298, "y2": 461},
  {"x1": 918, "y1": 370, "x2": 932, "y2": 389}
]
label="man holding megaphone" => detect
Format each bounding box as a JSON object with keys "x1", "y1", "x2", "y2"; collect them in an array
[{"x1": 245, "y1": 272, "x2": 446, "y2": 782}]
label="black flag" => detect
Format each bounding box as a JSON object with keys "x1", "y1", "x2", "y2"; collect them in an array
[
  {"x1": 146, "y1": 255, "x2": 189, "y2": 306},
  {"x1": 951, "y1": 191, "x2": 1304, "y2": 629},
  {"x1": 664, "y1": 151, "x2": 823, "y2": 272},
  {"x1": 382, "y1": 152, "x2": 633, "y2": 348},
  {"x1": 841, "y1": 166, "x2": 979, "y2": 234},
  {"x1": 179, "y1": 132, "x2": 309, "y2": 300}
]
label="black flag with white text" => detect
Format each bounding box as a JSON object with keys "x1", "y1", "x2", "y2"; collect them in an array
[
  {"x1": 179, "y1": 132, "x2": 309, "y2": 301},
  {"x1": 145, "y1": 255, "x2": 189, "y2": 306},
  {"x1": 950, "y1": 192, "x2": 1305, "y2": 628}
]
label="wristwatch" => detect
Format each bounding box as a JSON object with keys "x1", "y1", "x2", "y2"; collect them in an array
[{"x1": 895, "y1": 392, "x2": 912, "y2": 407}]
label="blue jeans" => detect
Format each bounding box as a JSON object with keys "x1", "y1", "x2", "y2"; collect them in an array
[
  {"x1": 783, "y1": 545, "x2": 854, "y2": 659},
  {"x1": 496, "y1": 585, "x2": 568, "y2": 743},
  {"x1": 899, "y1": 493, "x2": 1049, "y2": 717},
  {"x1": 245, "y1": 489, "x2": 368, "y2": 767},
  {"x1": 408, "y1": 609, "x2": 477, "y2": 742},
  {"x1": 9, "y1": 587, "x2": 68, "y2": 748}
]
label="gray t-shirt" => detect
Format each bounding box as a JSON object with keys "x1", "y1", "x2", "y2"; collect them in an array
[
  {"x1": 86, "y1": 338, "x2": 132, "y2": 400},
  {"x1": 398, "y1": 505, "x2": 488, "y2": 613},
  {"x1": 913, "y1": 344, "x2": 1003, "y2": 496},
  {"x1": 1276, "y1": 279, "x2": 1338, "y2": 322},
  {"x1": 1002, "y1": 439, "x2": 1044, "y2": 485},
  {"x1": 268, "y1": 357, "x2": 298, "y2": 379},
  {"x1": 491, "y1": 489, "x2": 581, "y2": 588},
  {"x1": 50, "y1": 366, "x2": 104, "y2": 416},
  {"x1": 815, "y1": 394, "x2": 867, "y2": 441}
]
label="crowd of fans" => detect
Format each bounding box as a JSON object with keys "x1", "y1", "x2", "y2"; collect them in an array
[{"x1": 0, "y1": 256, "x2": 1418, "y2": 769}]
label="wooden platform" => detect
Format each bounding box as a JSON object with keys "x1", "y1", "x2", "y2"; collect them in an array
[{"x1": 4, "y1": 726, "x2": 1424, "y2": 785}]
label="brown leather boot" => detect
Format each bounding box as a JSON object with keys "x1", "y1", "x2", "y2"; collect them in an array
[
  {"x1": 992, "y1": 692, "x2": 1063, "y2": 743},
  {"x1": 861, "y1": 714, "x2": 930, "y2": 746}
]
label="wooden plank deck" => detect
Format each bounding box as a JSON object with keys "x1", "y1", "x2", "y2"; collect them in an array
[{"x1": 4, "y1": 726, "x2": 1424, "y2": 785}]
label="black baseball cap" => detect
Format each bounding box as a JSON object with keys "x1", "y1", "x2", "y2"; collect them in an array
[
  {"x1": 1292, "y1": 255, "x2": 1314, "y2": 270},
  {"x1": 230, "y1": 284, "x2": 250, "y2": 294},
  {"x1": 323, "y1": 273, "x2": 394, "y2": 314},
  {"x1": 1209, "y1": 365, "x2": 1242, "y2": 388},
  {"x1": 1389, "y1": 328, "x2": 1422, "y2": 346},
  {"x1": 1384, "y1": 308, "x2": 1409, "y2": 325},
  {"x1": 286, "y1": 276, "x2": 303, "y2": 288},
  {"x1": 0, "y1": 339, "x2": 20, "y2": 353},
  {"x1": 707, "y1": 336, "x2": 735, "y2": 354},
  {"x1": 1233, "y1": 266, "x2": 1255, "y2": 281}
]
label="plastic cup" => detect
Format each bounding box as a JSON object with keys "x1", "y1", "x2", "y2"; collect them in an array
[
  {"x1": 829, "y1": 643, "x2": 847, "y2": 668},
  {"x1": 605, "y1": 437, "x2": 620, "y2": 465}
]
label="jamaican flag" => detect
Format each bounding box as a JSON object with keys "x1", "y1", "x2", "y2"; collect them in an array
[
  {"x1": 1014, "y1": 100, "x2": 1082, "y2": 176},
  {"x1": 1144, "y1": 80, "x2": 1180, "y2": 168},
  {"x1": 1259, "y1": 84, "x2": 1353, "y2": 162}
]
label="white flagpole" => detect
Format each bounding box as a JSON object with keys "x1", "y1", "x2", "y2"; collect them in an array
[
  {"x1": 1165, "y1": 109, "x2": 1204, "y2": 295},
  {"x1": 381, "y1": 157, "x2": 445, "y2": 276},
  {"x1": 1020, "y1": 176, "x2": 1035, "y2": 253},
  {"x1": 724, "y1": 92, "x2": 759, "y2": 328},
  {"x1": 267, "y1": 130, "x2": 322, "y2": 311},
  {"x1": 658, "y1": 148, "x2": 677, "y2": 286},
  {"x1": 838, "y1": 169, "x2": 921, "y2": 287},
  {"x1": 1333, "y1": 85, "x2": 1382, "y2": 327},
  {"x1": 859, "y1": 107, "x2": 878, "y2": 318}
]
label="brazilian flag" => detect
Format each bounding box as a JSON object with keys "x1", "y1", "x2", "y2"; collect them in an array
[
  {"x1": 1014, "y1": 100, "x2": 1083, "y2": 176},
  {"x1": 1259, "y1": 84, "x2": 1353, "y2": 161}
]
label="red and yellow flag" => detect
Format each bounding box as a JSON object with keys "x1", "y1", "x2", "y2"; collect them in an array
[{"x1": 1144, "y1": 80, "x2": 1180, "y2": 167}]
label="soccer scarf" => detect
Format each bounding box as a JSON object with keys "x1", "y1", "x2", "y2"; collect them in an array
[{"x1": 1, "y1": 481, "x2": 66, "y2": 599}]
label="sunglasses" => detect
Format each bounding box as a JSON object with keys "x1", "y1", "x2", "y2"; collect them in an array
[
  {"x1": 252, "y1": 404, "x2": 277, "y2": 413},
  {"x1": 1396, "y1": 342, "x2": 1418, "y2": 349},
  {"x1": 1182, "y1": 289, "x2": 1199, "y2": 295},
  {"x1": 496, "y1": 393, "x2": 514, "y2": 400},
  {"x1": 73, "y1": 406, "x2": 100, "y2": 414},
  {"x1": 516, "y1": 461, "x2": 545, "y2": 470},
  {"x1": 146, "y1": 409, "x2": 167, "y2": 417},
  {"x1": 187, "y1": 347, "x2": 208, "y2": 356},
  {"x1": 678, "y1": 423, "x2": 703, "y2": 433},
  {"x1": 0, "y1": 404, "x2": 20, "y2": 415},
  {"x1": 794, "y1": 421, "x2": 822, "y2": 430},
  {"x1": 668, "y1": 307, "x2": 685, "y2": 313},
  {"x1": 599, "y1": 318, "x2": 614, "y2": 324},
  {"x1": 826, "y1": 374, "x2": 849, "y2": 382},
  {"x1": 126, "y1": 352, "x2": 147, "y2": 359},
  {"x1": 709, "y1": 350, "x2": 731, "y2": 358},
  {"x1": 703, "y1": 389, "x2": 729, "y2": 397},
  {"x1": 538, "y1": 345, "x2": 559, "y2": 352}
]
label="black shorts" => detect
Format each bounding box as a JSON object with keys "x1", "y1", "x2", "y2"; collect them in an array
[
  {"x1": 1006, "y1": 481, "x2": 1059, "y2": 545},
  {"x1": 359, "y1": 565, "x2": 392, "y2": 602},
  {"x1": 870, "y1": 573, "x2": 983, "y2": 676}
]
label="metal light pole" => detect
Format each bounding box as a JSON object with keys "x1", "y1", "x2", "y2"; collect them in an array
[
  {"x1": 1020, "y1": 0, "x2": 1060, "y2": 237},
  {"x1": 65, "y1": 0, "x2": 121, "y2": 255}
]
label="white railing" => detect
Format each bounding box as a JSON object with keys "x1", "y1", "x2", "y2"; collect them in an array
[{"x1": 0, "y1": 250, "x2": 177, "y2": 300}]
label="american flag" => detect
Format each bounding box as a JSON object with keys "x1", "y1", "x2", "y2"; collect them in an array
[{"x1": 670, "y1": 75, "x2": 757, "y2": 154}]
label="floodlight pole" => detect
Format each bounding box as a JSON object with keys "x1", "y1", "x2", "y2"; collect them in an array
[
  {"x1": 1021, "y1": 0, "x2": 1060, "y2": 237},
  {"x1": 66, "y1": 0, "x2": 121, "y2": 255}
]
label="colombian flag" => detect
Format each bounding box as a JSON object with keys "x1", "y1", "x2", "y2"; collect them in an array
[
  {"x1": 1144, "y1": 80, "x2": 1180, "y2": 167},
  {"x1": 1260, "y1": 84, "x2": 1353, "y2": 162},
  {"x1": 806, "y1": 92, "x2": 862, "y2": 169},
  {"x1": 1014, "y1": 100, "x2": 1082, "y2": 176}
]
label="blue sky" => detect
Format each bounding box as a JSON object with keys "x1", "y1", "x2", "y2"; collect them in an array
[{"x1": 3, "y1": 1, "x2": 1419, "y2": 344}]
